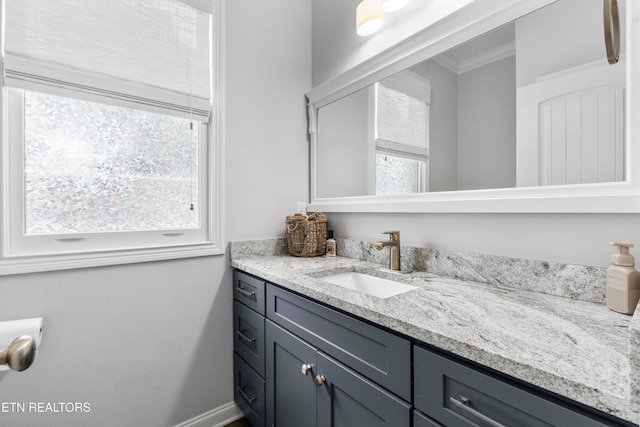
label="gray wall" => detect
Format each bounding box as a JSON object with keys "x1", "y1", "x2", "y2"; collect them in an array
[
  {"x1": 0, "y1": 258, "x2": 228, "y2": 427},
  {"x1": 311, "y1": 0, "x2": 640, "y2": 267},
  {"x1": 410, "y1": 55, "x2": 516, "y2": 192},
  {"x1": 457, "y1": 56, "x2": 516, "y2": 190},
  {"x1": 410, "y1": 60, "x2": 458, "y2": 192},
  {"x1": 317, "y1": 87, "x2": 371, "y2": 198},
  {"x1": 516, "y1": 0, "x2": 621, "y2": 86},
  {"x1": 0, "y1": 1, "x2": 311, "y2": 426},
  {"x1": 226, "y1": 0, "x2": 310, "y2": 241}
]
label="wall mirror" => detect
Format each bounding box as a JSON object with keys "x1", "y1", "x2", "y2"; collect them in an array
[{"x1": 307, "y1": 0, "x2": 640, "y2": 213}]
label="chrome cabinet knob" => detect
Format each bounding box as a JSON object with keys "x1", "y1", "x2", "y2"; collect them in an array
[
  {"x1": 301, "y1": 363, "x2": 312, "y2": 375},
  {"x1": 315, "y1": 374, "x2": 326, "y2": 385}
]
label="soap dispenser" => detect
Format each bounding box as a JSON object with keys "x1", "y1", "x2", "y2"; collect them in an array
[
  {"x1": 606, "y1": 242, "x2": 640, "y2": 315},
  {"x1": 326, "y1": 230, "x2": 336, "y2": 257}
]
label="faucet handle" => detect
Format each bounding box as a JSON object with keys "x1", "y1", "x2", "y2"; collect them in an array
[{"x1": 380, "y1": 231, "x2": 400, "y2": 240}]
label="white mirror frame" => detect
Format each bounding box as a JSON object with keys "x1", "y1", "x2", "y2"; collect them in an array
[{"x1": 307, "y1": 0, "x2": 640, "y2": 213}]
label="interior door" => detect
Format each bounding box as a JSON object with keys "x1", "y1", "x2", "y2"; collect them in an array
[{"x1": 516, "y1": 59, "x2": 625, "y2": 187}]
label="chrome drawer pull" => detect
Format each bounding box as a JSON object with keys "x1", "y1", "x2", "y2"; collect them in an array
[
  {"x1": 237, "y1": 330, "x2": 256, "y2": 344},
  {"x1": 236, "y1": 286, "x2": 256, "y2": 298},
  {"x1": 449, "y1": 396, "x2": 507, "y2": 427},
  {"x1": 237, "y1": 385, "x2": 256, "y2": 405}
]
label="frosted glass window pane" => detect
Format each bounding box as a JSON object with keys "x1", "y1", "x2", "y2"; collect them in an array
[
  {"x1": 376, "y1": 154, "x2": 421, "y2": 195},
  {"x1": 24, "y1": 91, "x2": 199, "y2": 234}
]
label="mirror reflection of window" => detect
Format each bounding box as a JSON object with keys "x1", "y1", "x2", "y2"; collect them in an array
[
  {"x1": 375, "y1": 154, "x2": 425, "y2": 195},
  {"x1": 374, "y1": 72, "x2": 430, "y2": 195}
]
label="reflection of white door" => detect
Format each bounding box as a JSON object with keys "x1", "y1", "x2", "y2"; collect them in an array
[
  {"x1": 539, "y1": 87, "x2": 624, "y2": 185},
  {"x1": 516, "y1": 59, "x2": 625, "y2": 187}
]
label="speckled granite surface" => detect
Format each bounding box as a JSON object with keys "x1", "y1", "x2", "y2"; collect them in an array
[
  {"x1": 231, "y1": 238, "x2": 640, "y2": 424},
  {"x1": 337, "y1": 238, "x2": 608, "y2": 304}
]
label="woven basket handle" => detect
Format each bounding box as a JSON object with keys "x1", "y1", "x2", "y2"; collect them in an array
[
  {"x1": 287, "y1": 221, "x2": 300, "y2": 232},
  {"x1": 286, "y1": 213, "x2": 308, "y2": 233}
]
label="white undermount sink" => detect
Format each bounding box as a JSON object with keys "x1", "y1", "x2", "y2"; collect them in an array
[{"x1": 321, "y1": 272, "x2": 417, "y2": 299}]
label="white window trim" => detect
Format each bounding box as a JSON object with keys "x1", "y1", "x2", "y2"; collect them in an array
[{"x1": 0, "y1": 0, "x2": 225, "y2": 275}]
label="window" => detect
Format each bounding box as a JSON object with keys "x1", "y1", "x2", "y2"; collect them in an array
[
  {"x1": 375, "y1": 153, "x2": 426, "y2": 195},
  {"x1": 1, "y1": 0, "x2": 223, "y2": 274},
  {"x1": 373, "y1": 74, "x2": 430, "y2": 195},
  {"x1": 23, "y1": 91, "x2": 202, "y2": 235}
]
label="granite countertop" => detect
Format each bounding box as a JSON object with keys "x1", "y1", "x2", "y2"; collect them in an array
[{"x1": 230, "y1": 242, "x2": 638, "y2": 424}]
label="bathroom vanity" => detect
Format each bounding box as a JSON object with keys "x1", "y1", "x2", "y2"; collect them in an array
[
  {"x1": 231, "y1": 0, "x2": 640, "y2": 424},
  {"x1": 231, "y1": 240, "x2": 638, "y2": 427}
]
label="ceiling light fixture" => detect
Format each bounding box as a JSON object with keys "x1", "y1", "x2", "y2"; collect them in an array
[
  {"x1": 381, "y1": 0, "x2": 412, "y2": 12},
  {"x1": 356, "y1": 0, "x2": 384, "y2": 37}
]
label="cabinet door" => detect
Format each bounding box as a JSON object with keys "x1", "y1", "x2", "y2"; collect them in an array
[
  {"x1": 316, "y1": 352, "x2": 411, "y2": 427},
  {"x1": 266, "y1": 320, "x2": 317, "y2": 427}
]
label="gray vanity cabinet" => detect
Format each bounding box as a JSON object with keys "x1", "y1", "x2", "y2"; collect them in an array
[
  {"x1": 264, "y1": 281, "x2": 412, "y2": 427},
  {"x1": 233, "y1": 271, "x2": 267, "y2": 427},
  {"x1": 266, "y1": 283, "x2": 411, "y2": 401},
  {"x1": 266, "y1": 320, "x2": 411, "y2": 427},
  {"x1": 234, "y1": 268, "x2": 635, "y2": 427}
]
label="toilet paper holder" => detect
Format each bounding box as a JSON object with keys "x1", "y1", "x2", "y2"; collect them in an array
[
  {"x1": 0, "y1": 335, "x2": 37, "y2": 372},
  {"x1": 0, "y1": 317, "x2": 43, "y2": 372}
]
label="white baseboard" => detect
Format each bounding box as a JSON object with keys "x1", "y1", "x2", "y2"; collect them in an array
[{"x1": 174, "y1": 401, "x2": 244, "y2": 427}]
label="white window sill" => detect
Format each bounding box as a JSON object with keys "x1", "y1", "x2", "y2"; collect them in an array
[{"x1": 0, "y1": 243, "x2": 224, "y2": 275}]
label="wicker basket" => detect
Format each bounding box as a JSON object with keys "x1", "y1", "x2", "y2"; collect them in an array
[{"x1": 286, "y1": 212, "x2": 327, "y2": 257}]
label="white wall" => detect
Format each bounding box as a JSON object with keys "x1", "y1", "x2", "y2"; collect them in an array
[
  {"x1": 0, "y1": 1, "x2": 311, "y2": 426},
  {"x1": 311, "y1": 0, "x2": 640, "y2": 267}
]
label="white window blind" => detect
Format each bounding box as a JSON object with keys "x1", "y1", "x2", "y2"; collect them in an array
[
  {"x1": 4, "y1": 0, "x2": 211, "y2": 121},
  {"x1": 375, "y1": 80, "x2": 430, "y2": 159}
]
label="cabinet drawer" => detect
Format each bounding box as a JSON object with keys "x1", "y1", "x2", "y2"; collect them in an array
[
  {"x1": 414, "y1": 410, "x2": 445, "y2": 427},
  {"x1": 267, "y1": 284, "x2": 411, "y2": 401},
  {"x1": 234, "y1": 300, "x2": 265, "y2": 377},
  {"x1": 414, "y1": 345, "x2": 622, "y2": 427},
  {"x1": 234, "y1": 270, "x2": 266, "y2": 315},
  {"x1": 234, "y1": 353, "x2": 266, "y2": 427}
]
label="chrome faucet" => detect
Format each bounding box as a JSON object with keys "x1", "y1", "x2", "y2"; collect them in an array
[{"x1": 374, "y1": 231, "x2": 411, "y2": 273}]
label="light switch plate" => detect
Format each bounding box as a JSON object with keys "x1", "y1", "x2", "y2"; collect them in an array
[{"x1": 296, "y1": 202, "x2": 307, "y2": 215}]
